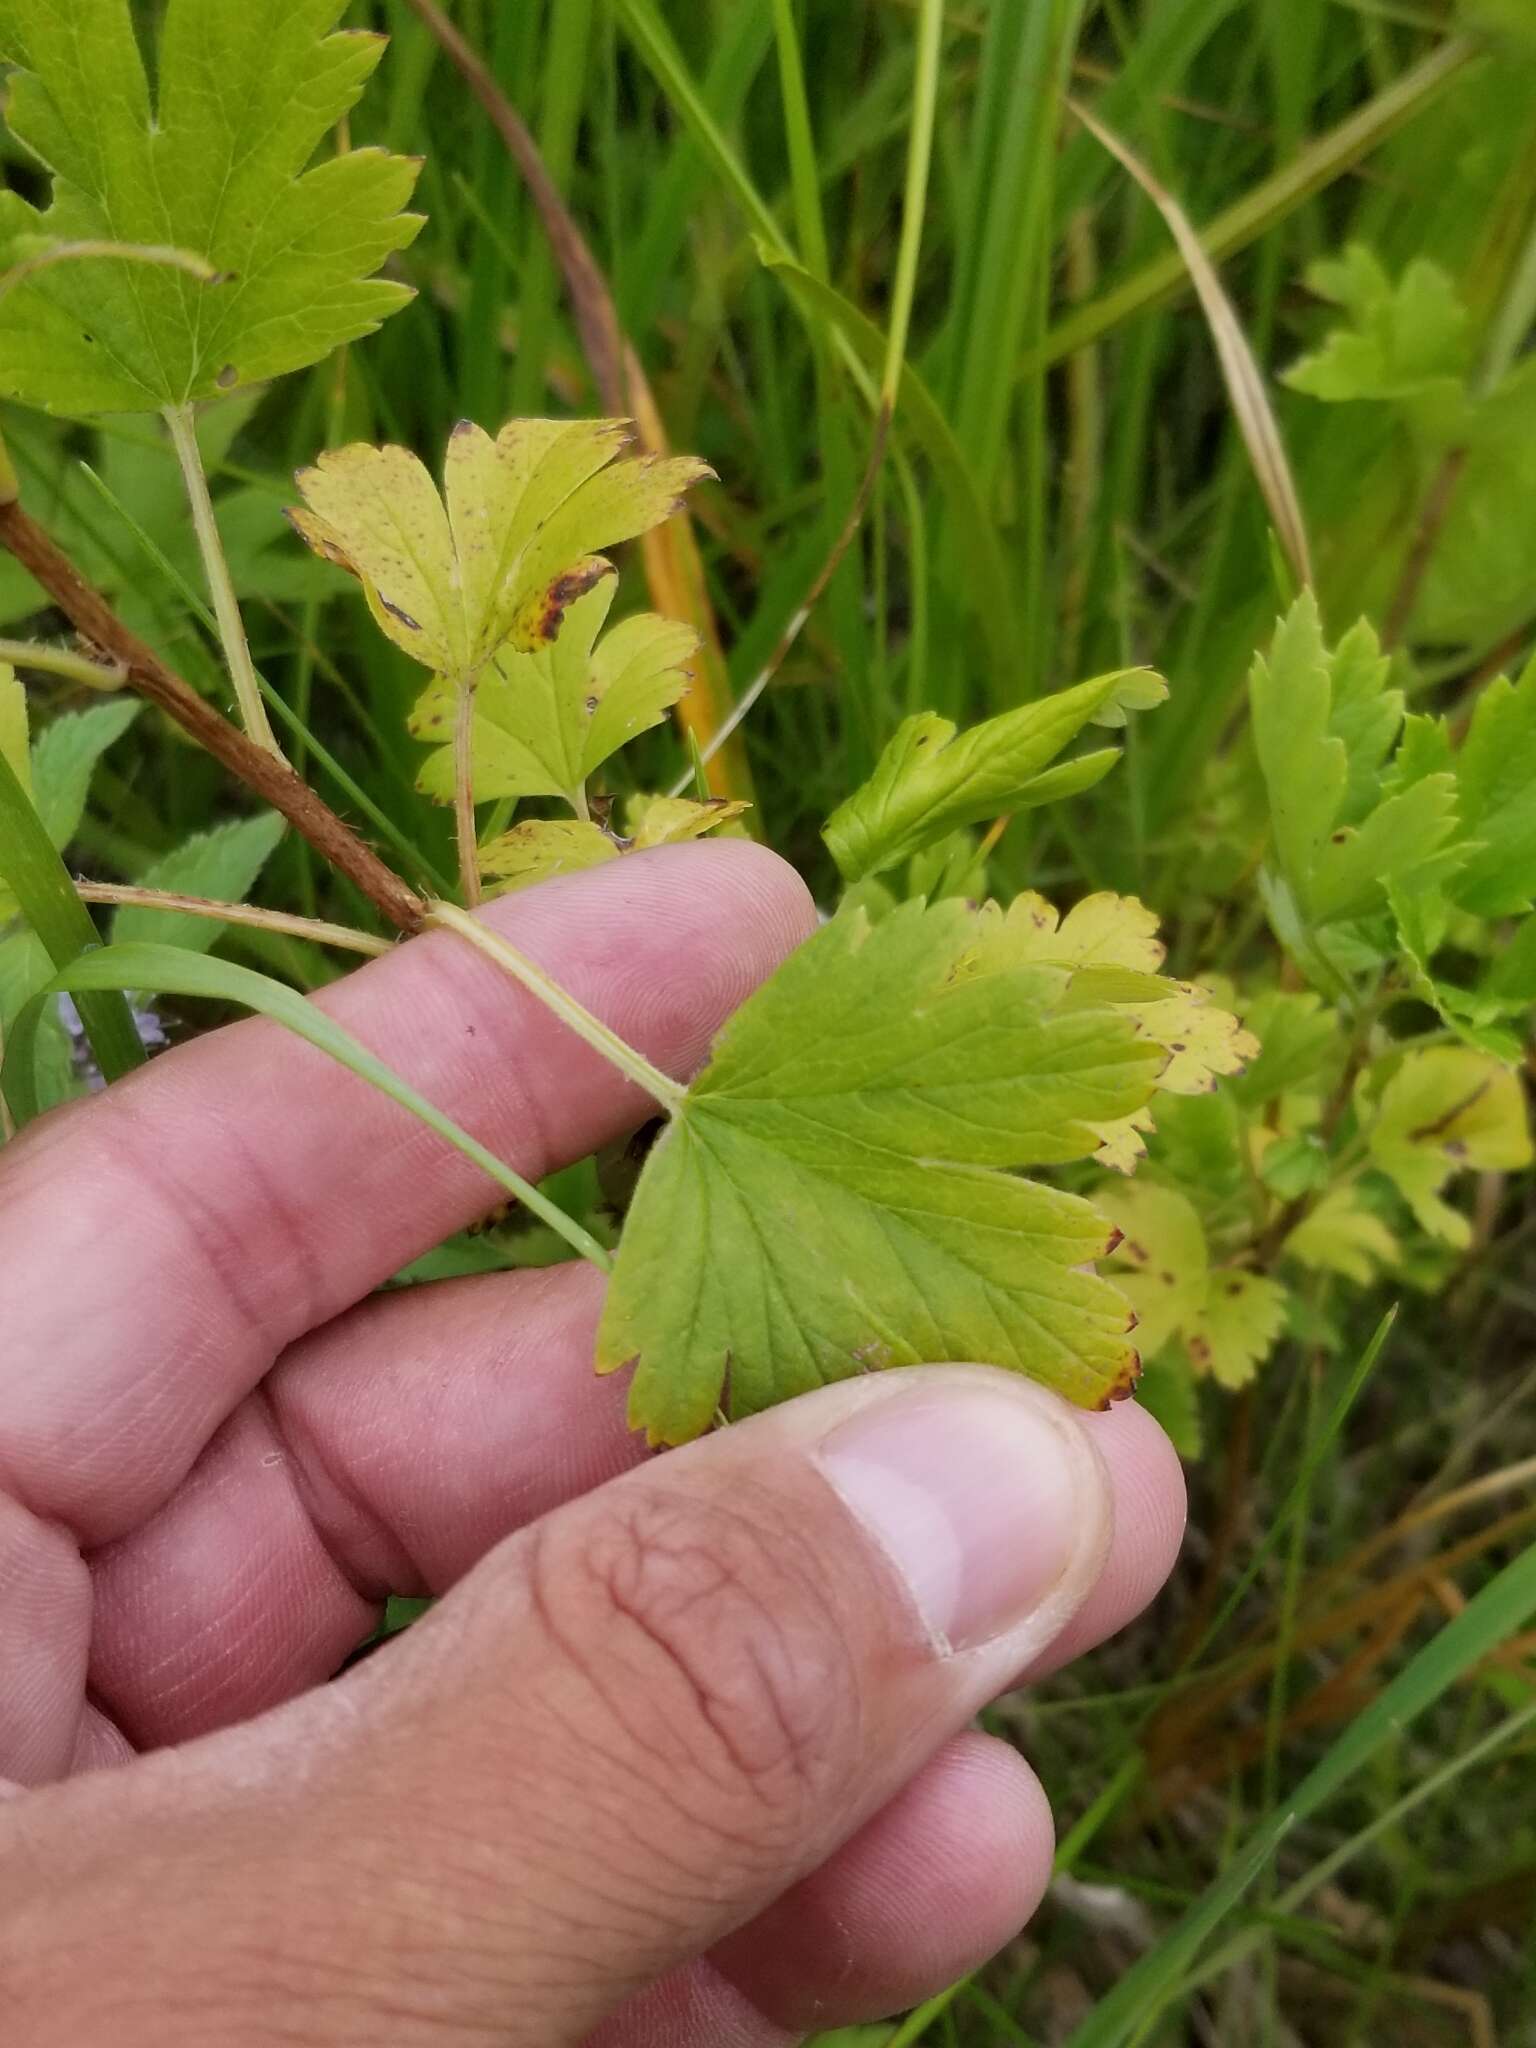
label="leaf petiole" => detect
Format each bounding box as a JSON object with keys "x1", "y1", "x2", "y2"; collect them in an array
[
  {"x1": 165, "y1": 404, "x2": 282, "y2": 758},
  {"x1": 425, "y1": 900, "x2": 687, "y2": 1115}
]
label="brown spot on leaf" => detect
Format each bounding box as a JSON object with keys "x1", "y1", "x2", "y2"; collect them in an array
[
  {"x1": 533, "y1": 561, "x2": 607, "y2": 643},
  {"x1": 1097, "y1": 1350, "x2": 1143, "y2": 1408},
  {"x1": 216, "y1": 363, "x2": 238, "y2": 390},
  {"x1": 379, "y1": 595, "x2": 422, "y2": 632},
  {"x1": 1104, "y1": 1225, "x2": 1125, "y2": 1256}
]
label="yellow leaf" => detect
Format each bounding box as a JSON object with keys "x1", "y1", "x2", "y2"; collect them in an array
[
  {"x1": 1184, "y1": 1270, "x2": 1288, "y2": 1390},
  {"x1": 1136, "y1": 984, "x2": 1262, "y2": 1096},
  {"x1": 1286, "y1": 1187, "x2": 1399, "y2": 1285},
  {"x1": 1001, "y1": 889, "x2": 1166, "y2": 974},
  {"x1": 1368, "y1": 1047, "x2": 1533, "y2": 1246},
  {"x1": 478, "y1": 819, "x2": 618, "y2": 896},
  {"x1": 289, "y1": 416, "x2": 710, "y2": 679},
  {"x1": 627, "y1": 795, "x2": 752, "y2": 849},
  {"x1": 1100, "y1": 1182, "x2": 1208, "y2": 1360},
  {"x1": 1088, "y1": 1103, "x2": 1156, "y2": 1175}
]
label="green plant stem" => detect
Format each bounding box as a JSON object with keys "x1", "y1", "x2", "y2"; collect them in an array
[
  {"x1": 1, "y1": 942, "x2": 613, "y2": 1273},
  {"x1": 164, "y1": 403, "x2": 281, "y2": 756},
  {"x1": 882, "y1": 0, "x2": 944, "y2": 409},
  {"x1": 0, "y1": 638, "x2": 127, "y2": 692},
  {"x1": 425, "y1": 900, "x2": 686, "y2": 1113},
  {"x1": 453, "y1": 678, "x2": 482, "y2": 907},
  {"x1": 0, "y1": 748, "x2": 144, "y2": 1085},
  {"x1": 73, "y1": 880, "x2": 392, "y2": 959}
]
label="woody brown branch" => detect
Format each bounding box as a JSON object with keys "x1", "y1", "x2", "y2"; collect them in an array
[{"x1": 0, "y1": 499, "x2": 427, "y2": 935}]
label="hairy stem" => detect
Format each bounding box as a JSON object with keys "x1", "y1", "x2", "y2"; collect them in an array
[
  {"x1": 453, "y1": 677, "x2": 482, "y2": 908},
  {"x1": 0, "y1": 638, "x2": 127, "y2": 692},
  {"x1": 0, "y1": 495, "x2": 427, "y2": 934},
  {"x1": 425, "y1": 900, "x2": 686, "y2": 1114},
  {"x1": 73, "y1": 882, "x2": 392, "y2": 959},
  {"x1": 164, "y1": 403, "x2": 280, "y2": 756}
]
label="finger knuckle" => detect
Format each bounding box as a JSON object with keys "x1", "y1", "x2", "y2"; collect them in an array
[{"x1": 533, "y1": 1480, "x2": 863, "y2": 1847}]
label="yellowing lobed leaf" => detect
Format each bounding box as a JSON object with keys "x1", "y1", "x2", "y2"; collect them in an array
[
  {"x1": 1184, "y1": 1271, "x2": 1288, "y2": 1391},
  {"x1": 625, "y1": 795, "x2": 753, "y2": 848},
  {"x1": 290, "y1": 417, "x2": 709, "y2": 679},
  {"x1": 1098, "y1": 1183, "x2": 1208, "y2": 1360},
  {"x1": 823, "y1": 668, "x2": 1166, "y2": 884},
  {"x1": 597, "y1": 899, "x2": 1166, "y2": 1445},
  {"x1": 1285, "y1": 1187, "x2": 1399, "y2": 1286},
  {"x1": 1368, "y1": 1047, "x2": 1533, "y2": 1247},
  {"x1": 962, "y1": 890, "x2": 1259, "y2": 1167},
  {"x1": 477, "y1": 796, "x2": 750, "y2": 899},
  {"x1": 410, "y1": 571, "x2": 698, "y2": 807},
  {"x1": 0, "y1": 0, "x2": 422, "y2": 412},
  {"x1": 1100, "y1": 1181, "x2": 1288, "y2": 1390},
  {"x1": 479, "y1": 820, "x2": 619, "y2": 896}
]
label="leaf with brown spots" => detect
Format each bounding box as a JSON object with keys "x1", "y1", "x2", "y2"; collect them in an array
[{"x1": 289, "y1": 414, "x2": 709, "y2": 681}]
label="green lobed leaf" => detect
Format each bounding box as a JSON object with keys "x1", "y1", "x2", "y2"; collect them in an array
[
  {"x1": 823, "y1": 669, "x2": 1165, "y2": 884},
  {"x1": 1284, "y1": 245, "x2": 1470, "y2": 436},
  {"x1": 1251, "y1": 597, "x2": 1458, "y2": 928},
  {"x1": 410, "y1": 571, "x2": 697, "y2": 806},
  {"x1": 1448, "y1": 656, "x2": 1536, "y2": 918},
  {"x1": 597, "y1": 899, "x2": 1165, "y2": 1445},
  {"x1": 111, "y1": 812, "x2": 287, "y2": 959},
  {"x1": 0, "y1": 0, "x2": 423, "y2": 413}
]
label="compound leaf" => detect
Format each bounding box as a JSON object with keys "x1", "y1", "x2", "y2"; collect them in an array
[
  {"x1": 411, "y1": 572, "x2": 698, "y2": 806},
  {"x1": 823, "y1": 669, "x2": 1166, "y2": 884},
  {"x1": 598, "y1": 899, "x2": 1165, "y2": 1445},
  {"x1": 0, "y1": 0, "x2": 422, "y2": 413},
  {"x1": 291, "y1": 416, "x2": 707, "y2": 678}
]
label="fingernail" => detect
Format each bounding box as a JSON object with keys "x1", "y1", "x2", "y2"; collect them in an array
[{"x1": 816, "y1": 1379, "x2": 1107, "y2": 1655}]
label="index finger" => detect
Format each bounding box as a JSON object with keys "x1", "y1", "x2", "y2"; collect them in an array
[{"x1": 0, "y1": 842, "x2": 816, "y2": 1548}]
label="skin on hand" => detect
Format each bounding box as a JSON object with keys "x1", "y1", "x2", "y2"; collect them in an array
[{"x1": 0, "y1": 842, "x2": 1185, "y2": 2046}]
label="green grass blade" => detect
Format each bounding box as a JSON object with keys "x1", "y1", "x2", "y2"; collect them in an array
[
  {"x1": 1065, "y1": 1530, "x2": 1536, "y2": 2047},
  {"x1": 0, "y1": 748, "x2": 144, "y2": 1086},
  {"x1": 760, "y1": 250, "x2": 1021, "y2": 682},
  {"x1": 612, "y1": 0, "x2": 785, "y2": 253},
  {"x1": 0, "y1": 941, "x2": 611, "y2": 1271},
  {"x1": 1030, "y1": 36, "x2": 1480, "y2": 372}
]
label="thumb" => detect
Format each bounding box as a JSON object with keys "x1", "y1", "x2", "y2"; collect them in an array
[{"x1": 1, "y1": 1368, "x2": 1113, "y2": 2046}]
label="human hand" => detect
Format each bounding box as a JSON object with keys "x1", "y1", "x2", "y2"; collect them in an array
[{"x1": 0, "y1": 842, "x2": 1185, "y2": 2046}]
